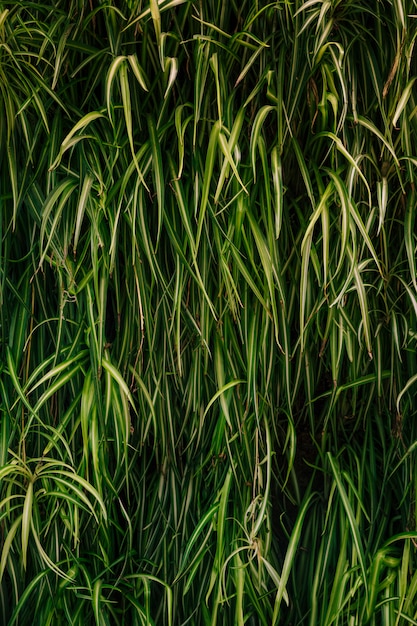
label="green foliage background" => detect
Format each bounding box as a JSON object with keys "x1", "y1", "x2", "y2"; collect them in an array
[{"x1": 1, "y1": 0, "x2": 417, "y2": 624}]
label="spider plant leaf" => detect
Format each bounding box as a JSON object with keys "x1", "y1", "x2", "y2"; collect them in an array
[
  {"x1": 0, "y1": 515, "x2": 22, "y2": 582},
  {"x1": 127, "y1": 0, "x2": 187, "y2": 28},
  {"x1": 74, "y1": 173, "x2": 94, "y2": 257},
  {"x1": 246, "y1": 209, "x2": 282, "y2": 350},
  {"x1": 327, "y1": 453, "x2": 368, "y2": 605},
  {"x1": 396, "y1": 372, "x2": 417, "y2": 415},
  {"x1": 202, "y1": 379, "x2": 244, "y2": 430},
  {"x1": 392, "y1": 77, "x2": 416, "y2": 129},
  {"x1": 214, "y1": 107, "x2": 246, "y2": 202},
  {"x1": 92, "y1": 579, "x2": 103, "y2": 626},
  {"x1": 354, "y1": 117, "x2": 402, "y2": 186},
  {"x1": 197, "y1": 120, "x2": 220, "y2": 251},
  {"x1": 6, "y1": 347, "x2": 37, "y2": 424},
  {"x1": 147, "y1": 115, "x2": 164, "y2": 245},
  {"x1": 163, "y1": 56, "x2": 178, "y2": 99},
  {"x1": 127, "y1": 53, "x2": 149, "y2": 92},
  {"x1": 150, "y1": 0, "x2": 162, "y2": 47},
  {"x1": 44, "y1": 470, "x2": 107, "y2": 521},
  {"x1": 106, "y1": 55, "x2": 126, "y2": 123},
  {"x1": 272, "y1": 493, "x2": 315, "y2": 623},
  {"x1": 235, "y1": 42, "x2": 268, "y2": 87},
  {"x1": 21, "y1": 479, "x2": 33, "y2": 571},
  {"x1": 206, "y1": 468, "x2": 233, "y2": 603},
  {"x1": 102, "y1": 357, "x2": 136, "y2": 413},
  {"x1": 7, "y1": 141, "x2": 18, "y2": 230},
  {"x1": 250, "y1": 105, "x2": 274, "y2": 181},
  {"x1": 49, "y1": 111, "x2": 105, "y2": 170},
  {"x1": 217, "y1": 129, "x2": 248, "y2": 197},
  {"x1": 404, "y1": 187, "x2": 417, "y2": 292},
  {"x1": 271, "y1": 146, "x2": 283, "y2": 239},
  {"x1": 175, "y1": 503, "x2": 219, "y2": 582}
]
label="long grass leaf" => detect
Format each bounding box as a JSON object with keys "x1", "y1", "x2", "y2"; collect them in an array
[
  {"x1": 272, "y1": 494, "x2": 314, "y2": 623},
  {"x1": 327, "y1": 453, "x2": 368, "y2": 605}
]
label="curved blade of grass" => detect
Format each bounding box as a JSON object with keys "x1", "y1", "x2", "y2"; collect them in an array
[
  {"x1": 21, "y1": 479, "x2": 34, "y2": 571},
  {"x1": 175, "y1": 503, "x2": 219, "y2": 583},
  {"x1": 0, "y1": 515, "x2": 22, "y2": 582},
  {"x1": 272, "y1": 493, "x2": 315, "y2": 623},
  {"x1": 327, "y1": 452, "x2": 368, "y2": 606},
  {"x1": 49, "y1": 111, "x2": 105, "y2": 170},
  {"x1": 147, "y1": 115, "x2": 164, "y2": 245}
]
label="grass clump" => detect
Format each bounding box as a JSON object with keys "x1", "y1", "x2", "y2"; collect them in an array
[{"x1": 1, "y1": 0, "x2": 417, "y2": 624}]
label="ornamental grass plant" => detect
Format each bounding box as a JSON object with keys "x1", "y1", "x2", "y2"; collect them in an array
[{"x1": 1, "y1": 0, "x2": 417, "y2": 624}]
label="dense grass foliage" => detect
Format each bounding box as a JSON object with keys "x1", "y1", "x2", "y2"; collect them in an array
[{"x1": 1, "y1": 0, "x2": 417, "y2": 623}]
